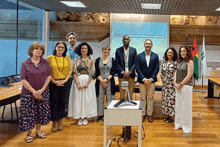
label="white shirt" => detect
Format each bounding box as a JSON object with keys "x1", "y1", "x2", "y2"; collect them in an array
[
  {"x1": 145, "y1": 51, "x2": 151, "y2": 68},
  {"x1": 142, "y1": 51, "x2": 154, "y2": 82},
  {"x1": 124, "y1": 47, "x2": 129, "y2": 72}
]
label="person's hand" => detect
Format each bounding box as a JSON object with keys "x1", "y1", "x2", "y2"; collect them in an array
[
  {"x1": 101, "y1": 79, "x2": 107, "y2": 88},
  {"x1": 144, "y1": 79, "x2": 150, "y2": 85},
  {"x1": 123, "y1": 72, "x2": 131, "y2": 78},
  {"x1": 60, "y1": 79, "x2": 67, "y2": 85},
  {"x1": 77, "y1": 83, "x2": 83, "y2": 89},
  {"x1": 175, "y1": 83, "x2": 183, "y2": 90},
  {"x1": 33, "y1": 90, "x2": 43, "y2": 100},
  {"x1": 149, "y1": 79, "x2": 153, "y2": 83},
  {"x1": 83, "y1": 83, "x2": 89, "y2": 89},
  {"x1": 56, "y1": 80, "x2": 64, "y2": 86}
]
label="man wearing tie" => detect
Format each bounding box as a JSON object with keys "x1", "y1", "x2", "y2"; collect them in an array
[
  {"x1": 115, "y1": 35, "x2": 137, "y2": 99},
  {"x1": 136, "y1": 39, "x2": 159, "y2": 123}
]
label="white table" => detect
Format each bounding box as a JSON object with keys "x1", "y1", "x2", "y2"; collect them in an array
[{"x1": 103, "y1": 100, "x2": 143, "y2": 147}]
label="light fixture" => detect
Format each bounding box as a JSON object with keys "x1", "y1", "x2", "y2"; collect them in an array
[
  {"x1": 215, "y1": 7, "x2": 220, "y2": 11},
  {"x1": 60, "y1": 1, "x2": 86, "y2": 8},
  {"x1": 141, "y1": 3, "x2": 161, "y2": 9}
]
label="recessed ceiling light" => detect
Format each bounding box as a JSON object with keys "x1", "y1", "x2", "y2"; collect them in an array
[
  {"x1": 141, "y1": 3, "x2": 161, "y2": 9},
  {"x1": 60, "y1": 1, "x2": 86, "y2": 8},
  {"x1": 215, "y1": 7, "x2": 220, "y2": 11}
]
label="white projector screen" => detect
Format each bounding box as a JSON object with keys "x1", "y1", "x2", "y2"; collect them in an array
[{"x1": 110, "y1": 14, "x2": 170, "y2": 60}]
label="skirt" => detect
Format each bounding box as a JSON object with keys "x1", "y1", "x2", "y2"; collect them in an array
[
  {"x1": 19, "y1": 89, "x2": 51, "y2": 132},
  {"x1": 68, "y1": 74, "x2": 97, "y2": 119}
]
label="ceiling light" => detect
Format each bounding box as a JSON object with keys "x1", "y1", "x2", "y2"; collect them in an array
[
  {"x1": 60, "y1": 1, "x2": 86, "y2": 8},
  {"x1": 215, "y1": 7, "x2": 220, "y2": 11},
  {"x1": 141, "y1": 3, "x2": 161, "y2": 9}
]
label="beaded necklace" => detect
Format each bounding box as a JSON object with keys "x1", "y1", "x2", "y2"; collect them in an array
[{"x1": 55, "y1": 56, "x2": 64, "y2": 72}]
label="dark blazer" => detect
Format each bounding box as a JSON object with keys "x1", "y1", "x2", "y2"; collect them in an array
[
  {"x1": 115, "y1": 46, "x2": 137, "y2": 78},
  {"x1": 95, "y1": 57, "x2": 116, "y2": 97},
  {"x1": 136, "y1": 51, "x2": 159, "y2": 84}
]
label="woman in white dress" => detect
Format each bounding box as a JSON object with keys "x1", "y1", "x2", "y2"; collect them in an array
[
  {"x1": 174, "y1": 46, "x2": 194, "y2": 133},
  {"x1": 68, "y1": 42, "x2": 97, "y2": 125}
]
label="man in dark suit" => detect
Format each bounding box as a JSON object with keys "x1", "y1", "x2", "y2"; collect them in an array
[
  {"x1": 115, "y1": 35, "x2": 137, "y2": 99},
  {"x1": 136, "y1": 39, "x2": 159, "y2": 123}
]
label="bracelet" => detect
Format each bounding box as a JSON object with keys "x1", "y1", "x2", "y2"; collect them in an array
[{"x1": 180, "y1": 83, "x2": 183, "y2": 86}]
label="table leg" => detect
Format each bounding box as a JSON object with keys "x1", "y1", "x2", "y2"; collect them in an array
[
  {"x1": 14, "y1": 102, "x2": 18, "y2": 120},
  {"x1": 109, "y1": 126, "x2": 112, "y2": 140},
  {"x1": 206, "y1": 80, "x2": 214, "y2": 98},
  {"x1": 2, "y1": 106, "x2": 6, "y2": 119},
  {"x1": 10, "y1": 104, "x2": 13, "y2": 119},
  {"x1": 138, "y1": 124, "x2": 142, "y2": 147},
  {"x1": 104, "y1": 121, "x2": 106, "y2": 147}
]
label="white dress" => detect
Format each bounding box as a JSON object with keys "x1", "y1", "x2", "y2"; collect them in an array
[{"x1": 68, "y1": 57, "x2": 97, "y2": 119}]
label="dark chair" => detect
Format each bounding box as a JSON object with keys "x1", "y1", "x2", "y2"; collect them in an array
[{"x1": 13, "y1": 76, "x2": 20, "y2": 82}]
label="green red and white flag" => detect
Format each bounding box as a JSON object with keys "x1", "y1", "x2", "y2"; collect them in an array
[{"x1": 192, "y1": 37, "x2": 199, "y2": 81}]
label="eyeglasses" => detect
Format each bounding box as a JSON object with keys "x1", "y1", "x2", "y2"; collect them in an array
[{"x1": 56, "y1": 46, "x2": 65, "y2": 49}]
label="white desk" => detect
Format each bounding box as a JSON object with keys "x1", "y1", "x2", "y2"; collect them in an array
[{"x1": 103, "y1": 100, "x2": 143, "y2": 147}]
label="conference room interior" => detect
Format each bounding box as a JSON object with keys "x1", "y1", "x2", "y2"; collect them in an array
[{"x1": 1, "y1": 0, "x2": 220, "y2": 146}]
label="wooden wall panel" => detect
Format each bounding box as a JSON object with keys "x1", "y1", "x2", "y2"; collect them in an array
[
  {"x1": 170, "y1": 25, "x2": 220, "y2": 45},
  {"x1": 50, "y1": 21, "x2": 110, "y2": 42}
]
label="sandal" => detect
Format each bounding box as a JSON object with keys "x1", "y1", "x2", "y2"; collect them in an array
[
  {"x1": 36, "y1": 132, "x2": 47, "y2": 139},
  {"x1": 163, "y1": 117, "x2": 170, "y2": 122},
  {"x1": 26, "y1": 135, "x2": 34, "y2": 143},
  {"x1": 166, "y1": 118, "x2": 174, "y2": 123}
]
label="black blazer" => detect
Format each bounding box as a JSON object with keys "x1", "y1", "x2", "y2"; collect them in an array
[
  {"x1": 95, "y1": 57, "x2": 116, "y2": 97},
  {"x1": 136, "y1": 51, "x2": 159, "y2": 84},
  {"x1": 115, "y1": 46, "x2": 137, "y2": 78}
]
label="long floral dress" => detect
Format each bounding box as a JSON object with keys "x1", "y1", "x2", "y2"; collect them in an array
[{"x1": 161, "y1": 60, "x2": 177, "y2": 117}]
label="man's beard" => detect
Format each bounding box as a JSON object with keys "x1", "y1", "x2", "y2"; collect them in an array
[{"x1": 70, "y1": 42, "x2": 75, "y2": 47}]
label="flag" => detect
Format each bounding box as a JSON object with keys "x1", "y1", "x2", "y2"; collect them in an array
[
  {"x1": 185, "y1": 34, "x2": 188, "y2": 46},
  {"x1": 201, "y1": 37, "x2": 207, "y2": 75},
  {"x1": 192, "y1": 37, "x2": 199, "y2": 81}
]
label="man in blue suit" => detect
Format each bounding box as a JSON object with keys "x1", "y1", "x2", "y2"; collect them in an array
[
  {"x1": 136, "y1": 39, "x2": 159, "y2": 123},
  {"x1": 115, "y1": 35, "x2": 137, "y2": 99}
]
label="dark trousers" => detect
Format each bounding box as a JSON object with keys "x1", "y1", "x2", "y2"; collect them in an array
[
  {"x1": 65, "y1": 76, "x2": 73, "y2": 116},
  {"x1": 49, "y1": 78, "x2": 72, "y2": 121}
]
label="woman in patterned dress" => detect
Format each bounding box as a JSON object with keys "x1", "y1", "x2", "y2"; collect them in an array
[
  {"x1": 69, "y1": 42, "x2": 97, "y2": 125},
  {"x1": 161, "y1": 47, "x2": 178, "y2": 123},
  {"x1": 95, "y1": 46, "x2": 116, "y2": 122},
  {"x1": 19, "y1": 42, "x2": 51, "y2": 143}
]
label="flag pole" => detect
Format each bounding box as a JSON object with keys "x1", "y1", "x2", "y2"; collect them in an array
[
  {"x1": 193, "y1": 75, "x2": 199, "y2": 92},
  {"x1": 199, "y1": 75, "x2": 206, "y2": 92},
  {"x1": 200, "y1": 33, "x2": 206, "y2": 93}
]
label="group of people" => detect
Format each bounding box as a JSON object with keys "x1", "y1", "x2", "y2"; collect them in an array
[{"x1": 18, "y1": 33, "x2": 194, "y2": 143}]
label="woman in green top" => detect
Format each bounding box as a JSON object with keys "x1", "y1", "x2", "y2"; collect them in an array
[{"x1": 174, "y1": 46, "x2": 194, "y2": 133}]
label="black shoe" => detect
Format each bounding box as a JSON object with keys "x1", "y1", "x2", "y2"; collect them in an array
[{"x1": 96, "y1": 116, "x2": 103, "y2": 122}]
